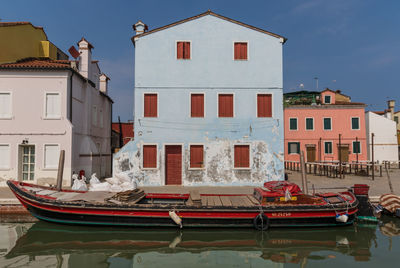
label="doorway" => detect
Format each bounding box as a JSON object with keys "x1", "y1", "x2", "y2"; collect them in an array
[
  {"x1": 165, "y1": 145, "x2": 182, "y2": 185},
  {"x1": 18, "y1": 145, "x2": 35, "y2": 181},
  {"x1": 306, "y1": 146, "x2": 316, "y2": 162},
  {"x1": 338, "y1": 145, "x2": 349, "y2": 162}
]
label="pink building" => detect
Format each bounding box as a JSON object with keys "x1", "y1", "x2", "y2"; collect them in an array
[{"x1": 284, "y1": 89, "x2": 367, "y2": 163}]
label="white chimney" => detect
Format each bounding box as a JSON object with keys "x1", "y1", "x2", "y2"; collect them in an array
[
  {"x1": 78, "y1": 37, "x2": 94, "y2": 79},
  {"x1": 133, "y1": 20, "x2": 148, "y2": 35},
  {"x1": 99, "y1": 74, "x2": 110, "y2": 94}
]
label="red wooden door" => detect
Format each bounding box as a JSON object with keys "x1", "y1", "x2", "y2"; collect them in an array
[{"x1": 165, "y1": 145, "x2": 182, "y2": 185}]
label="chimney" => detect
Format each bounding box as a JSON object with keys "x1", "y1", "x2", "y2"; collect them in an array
[
  {"x1": 99, "y1": 74, "x2": 110, "y2": 94},
  {"x1": 133, "y1": 20, "x2": 148, "y2": 35},
  {"x1": 388, "y1": 100, "x2": 395, "y2": 120},
  {"x1": 77, "y1": 37, "x2": 94, "y2": 79}
]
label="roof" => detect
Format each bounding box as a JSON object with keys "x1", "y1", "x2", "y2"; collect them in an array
[
  {"x1": 321, "y1": 88, "x2": 351, "y2": 98},
  {"x1": 112, "y1": 122, "x2": 134, "y2": 145},
  {"x1": 0, "y1": 58, "x2": 71, "y2": 69},
  {"x1": 132, "y1": 10, "x2": 286, "y2": 43},
  {"x1": 78, "y1": 37, "x2": 94, "y2": 49},
  {"x1": 0, "y1": 21, "x2": 43, "y2": 29}
]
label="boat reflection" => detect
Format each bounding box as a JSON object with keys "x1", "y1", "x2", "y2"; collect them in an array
[
  {"x1": 6, "y1": 222, "x2": 378, "y2": 265},
  {"x1": 379, "y1": 216, "x2": 400, "y2": 237}
]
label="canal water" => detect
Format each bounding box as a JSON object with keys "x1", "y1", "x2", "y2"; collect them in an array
[{"x1": 1, "y1": 217, "x2": 399, "y2": 268}]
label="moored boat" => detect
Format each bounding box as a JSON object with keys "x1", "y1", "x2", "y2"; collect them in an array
[{"x1": 7, "y1": 180, "x2": 358, "y2": 229}]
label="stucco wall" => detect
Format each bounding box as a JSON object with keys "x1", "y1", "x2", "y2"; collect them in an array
[
  {"x1": 284, "y1": 106, "x2": 367, "y2": 162},
  {"x1": 365, "y1": 111, "x2": 398, "y2": 162}
]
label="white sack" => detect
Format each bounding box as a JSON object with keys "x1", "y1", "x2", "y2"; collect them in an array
[
  {"x1": 90, "y1": 173, "x2": 100, "y2": 185},
  {"x1": 72, "y1": 178, "x2": 88, "y2": 191},
  {"x1": 89, "y1": 181, "x2": 111, "y2": 192}
]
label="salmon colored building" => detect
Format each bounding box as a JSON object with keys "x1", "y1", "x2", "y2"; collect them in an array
[{"x1": 284, "y1": 89, "x2": 367, "y2": 163}]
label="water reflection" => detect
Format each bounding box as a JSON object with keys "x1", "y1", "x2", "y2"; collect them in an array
[{"x1": 1, "y1": 218, "x2": 399, "y2": 267}]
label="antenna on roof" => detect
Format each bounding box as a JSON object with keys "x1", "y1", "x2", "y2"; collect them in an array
[{"x1": 314, "y1": 77, "x2": 318, "y2": 90}]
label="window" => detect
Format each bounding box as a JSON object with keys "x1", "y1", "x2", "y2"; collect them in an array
[
  {"x1": 324, "y1": 142, "x2": 333, "y2": 154},
  {"x1": 45, "y1": 93, "x2": 61, "y2": 119},
  {"x1": 324, "y1": 95, "x2": 331, "y2": 104},
  {"x1": 234, "y1": 42, "x2": 248, "y2": 60},
  {"x1": 218, "y1": 94, "x2": 233, "y2": 117},
  {"x1": 289, "y1": 118, "x2": 297, "y2": 130},
  {"x1": 234, "y1": 145, "x2": 250, "y2": 168},
  {"x1": 0, "y1": 145, "x2": 10, "y2": 169},
  {"x1": 92, "y1": 106, "x2": 97, "y2": 125},
  {"x1": 323, "y1": 118, "x2": 332, "y2": 130},
  {"x1": 351, "y1": 117, "x2": 360, "y2": 130},
  {"x1": 191, "y1": 94, "x2": 204, "y2": 117},
  {"x1": 44, "y1": 144, "x2": 59, "y2": 169},
  {"x1": 257, "y1": 94, "x2": 272, "y2": 117},
  {"x1": 190, "y1": 145, "x2": 204, "y2": 168},
  {"x1": 143, "y1": 145, "x2": 157, "y2": 168},
  {"x1": 144, "y1": 94, "x2": 157, "y2": 117},
  {"x1": 395, "y1": 116, "x2": 399, "y2": 124},
  {"x1": 99, "y1": 108, "x2": 104, "y2": 128},
  {"x1": 288, "y1": 142, "x2": 300, "y2": 154},
  {"x1": 353, "y1": 141, "x2": 361, "y2": 154},
  {"x1": 306, "y1": 118, "x2": 314, "y2": 130},
  {"x1": 177, "y1": 41, "x2": 190, "y2": 59},
  {"x1": 0, "y1": 93, "x2": 11, "y2": 119}
]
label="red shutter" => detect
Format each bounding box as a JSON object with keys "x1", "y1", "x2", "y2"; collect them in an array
[
  {"x1": 234, "y1": 145, "x2": 249, "y2": 168},
  {"x1": 257, "y1": 94, "x2": 272, "y2": 117},
  {"x1": 219, "y1": 94, "x2": 233, "y2": 117},
  {"x1": 191, "y1": 94, "x2": 204, "y2": 117},
  {"x1": 143, "y1": 145, "x2": 157, "y2": 168},
  {"x1": 177, "y1": 42, "x2": 183, "y2": 59},
  {"x1": 184, "y1": 42, "x2": 190, "y2": 59},
  {"x1": 144, "y1": 94, "x2": 157, "y2": 117},
  {"x1": 190, "y1": 145, "x2": 204, "y2": 168},
  {"x1": 234, "y1": 43, "x2": 247, "y2": 60}
]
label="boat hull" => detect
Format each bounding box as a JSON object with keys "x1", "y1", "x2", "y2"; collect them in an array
[{"x1": 8, "y1": 180, "x2": 358, "y2": 229}]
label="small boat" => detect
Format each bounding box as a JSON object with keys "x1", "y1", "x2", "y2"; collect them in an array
[{"x1": 7, "y1": 180, "x2": 358, "y2": 230}]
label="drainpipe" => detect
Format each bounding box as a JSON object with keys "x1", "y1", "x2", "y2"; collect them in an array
[{"x1": 69, "y1": 72, "x2": 74, "y2": 121}]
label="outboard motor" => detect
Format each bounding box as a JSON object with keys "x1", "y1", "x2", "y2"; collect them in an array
[{"x1": 352, "y1": 184, "x2": 377, "y2": 221}]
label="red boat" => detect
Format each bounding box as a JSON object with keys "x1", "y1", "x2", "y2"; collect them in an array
[{"x1": 7, "y1": 180, "x2": 358, "y2": 230}]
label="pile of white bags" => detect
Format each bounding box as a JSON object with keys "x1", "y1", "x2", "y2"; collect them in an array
[
  {"x1": 86, "y1": 172, "x2": 137, "y2": 192},
  {"x1": 71, "y1": 174, "x2": 88, "y2": 191}
]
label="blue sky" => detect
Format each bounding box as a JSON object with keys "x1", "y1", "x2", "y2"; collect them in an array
[{"x1": 2, "y1": 0, "x2": 399, "y2": 121}]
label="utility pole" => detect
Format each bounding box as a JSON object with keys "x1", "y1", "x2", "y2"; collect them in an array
[
  {"x1": 300, "y1": 151, "x2": 309, "y2": 194},
  {"x1": 371, "y1": 133, "x2": 375, "y2": 180},
  {"x1": 339, "y1": 134, "x2": 342, "y2": 179},
  {"x1": 314, "y1": 77, "x2": 319, "y2": 90}
]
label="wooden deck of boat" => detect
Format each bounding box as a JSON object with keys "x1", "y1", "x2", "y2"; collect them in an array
[{"x1": 201, "y1": 195, "x2": 259, "y2": 207}]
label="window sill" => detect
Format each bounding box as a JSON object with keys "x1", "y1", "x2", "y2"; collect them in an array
[
  {"x1": 141, "y1": 167, "x2": 158, "y2": 170},
  {"x1": 288, "y1": 153, "x2": 300, "y2": 155},
  {"x1": 43, "y1": 168, "x2": 58, "y2": 171},
  {"x1": 233, "y1": 59, "x2": 248, "y2": 61},
  {"x1": 43, "y1": 117, "x2": 61, "y2": 120},
  {"x1": 0, "y1": 117, "x2": 13, "y2": 120},
  {"x1": 188, "y1": 167, "x2": 205, "y2": 171},
  {"x1": 233, "y1": 167, "x2": 251, "y2": 170},
  {"x1": 0, "y1": 168, "x2": 11, "y2": 171}
]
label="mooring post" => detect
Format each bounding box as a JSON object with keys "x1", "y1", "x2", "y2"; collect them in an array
[
  {"x1": 371, "y1": 133, "x2": 375, "y2": 181},
  {"x1": 300, "y1": 151, "x2": 309, "y2": 194},
  {"x1": 56, "y1": 150, "x2": 65, "y2": 191},
  {"x1": 385, "y1": 165, "x2": 394, "y2": 194}
]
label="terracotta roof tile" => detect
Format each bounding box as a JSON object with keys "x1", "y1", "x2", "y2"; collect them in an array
[
  {"x1": 112, "y1": 122, "x2": 134, "y2": 145},
  {"x1": 0, "y1": 58, "x2": 72, "y2": 69}
]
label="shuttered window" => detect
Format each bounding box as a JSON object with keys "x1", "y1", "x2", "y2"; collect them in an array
[
  {"x1": 324, "y1": 95, "x2": 331, "y2": 104},
  {"x1": 323, "y1": 118, "x2": 332, "y2": 130},
  {"x1": 45, "y1": 93, "x2": 61, "y2": 119},
  {"x1": 234, "y1": 145, "x2": 250, "y2": 168},
  {"x1": 324, "y1": 142, "x2": 333, "y2": 154},
  {"x1": 289, "y1": 118, "x2": 297, "y2": 130},
  {"x1": 218, "y1": 94, "x2": 233, "y2": 117},
  {"x1": 190, "y1": 145, "x2": 204, "y2": 168},
  {"x1": 44, "y1": 144, "x2": 60, "y2": 169},
  {"x1": 0, "y1": 93, "x2": 11, "y2": 119},
  {"x1": 306, "y1": 118, "x2": 314, "y2": 130},
  {"x1": 353, "y1": 141, "x2": 361, "y2": 154},
  {"x1": 0, "y1": 145, "x2": 10, "y2": 169},
  {"x1": 257, "y1": 94, "x2": 272, "y2": 117},
  {"x1": 234, "y1": 42, "x2": 248, "y2": 60},
  {"x1": 288, "y1": 142, "x2": 300, "y2": 154},
  {"x1": 143, "y1": 145, "x2": 157, "y2": 168},
  {"x1": 191, "y1": 94, "x2": 204, "y2": 117},
  {"x1": 177, "y1": 41, "x2": 191, "y2": 59},
  {"x1": 144, "y1": 94, "x2": 157, "y2": 117},
  {"x1": 351, "y1": 117, "x2": 360, "y2": 130}
]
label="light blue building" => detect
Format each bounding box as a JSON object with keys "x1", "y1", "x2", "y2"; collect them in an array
[{"x1": 113, "y1": 11, "x2": 286, "y2": 185}]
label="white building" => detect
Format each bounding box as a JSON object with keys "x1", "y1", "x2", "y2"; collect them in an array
[
  {"x1": 0, "y1": 38, "x2": 113, "y2": 186},
  {"x1": 365, "y1": 111, "x2": 398, "y2": 163}
]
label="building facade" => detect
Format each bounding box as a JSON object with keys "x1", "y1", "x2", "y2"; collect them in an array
[
  {"x1": 284, "y1": 89, "x2": 367, "y2": 163},
  {"x1": 113, "y1": 11, "x2": 286, "y2": 185},
  {"x1": 0, "y1": 31, "x2": 112, "y2": 186}
]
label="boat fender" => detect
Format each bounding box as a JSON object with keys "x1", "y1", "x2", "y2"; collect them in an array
[
  {"x1": 253, "y1": 213, "x2": 269, "y2": 231},
  {"x1": 336, "y1": 214, "x2": 349, "y2": 223},
  {"x1": 169, "y1": 211, "x2": 183, "y2": 228}
]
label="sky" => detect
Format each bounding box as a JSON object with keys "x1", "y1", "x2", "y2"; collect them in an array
[{"x1": 2, "y1": 0, "x2": 400, "y2": 121}]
